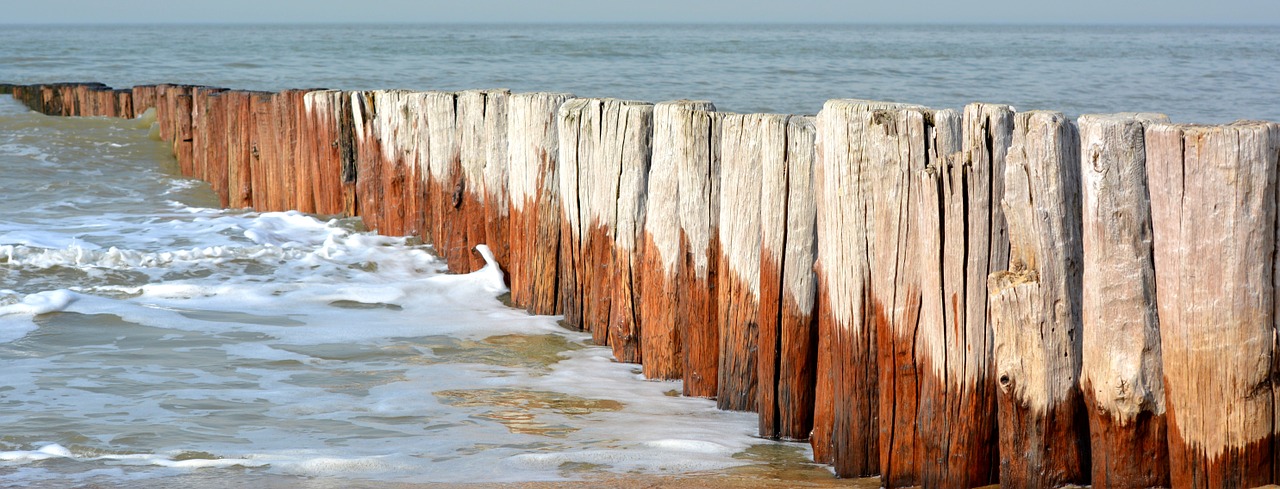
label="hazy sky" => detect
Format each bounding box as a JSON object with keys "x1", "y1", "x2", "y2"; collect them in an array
[{"x1": 3, "y1": 0, "x2": 1278, "y2": 25}]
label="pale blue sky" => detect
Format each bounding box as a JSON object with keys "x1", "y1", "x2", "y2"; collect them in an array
[{"x1": 2, "y1": 0, "x2": 1278, "y2": 24}]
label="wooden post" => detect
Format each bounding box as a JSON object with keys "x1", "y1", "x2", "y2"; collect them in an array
[
  {"x1": 987, "y1": 111, "x2": 1089, "y2": 487},
  {"x1": 716, "y1": 113, "x2": 776, "y2": 411},
  {"x1": 507, "y1": 92, "x2": 573, "y2": 315},
  {"x1": 369, "y1": 90, "x2": 421, "y2": 237},
  {"x1": 912, "y1": 103, "x2": 1011, "y2": 488},
  {"x1": 483, "y1": 90, "x2": 512, "y2": 275},
  {"x1": 224, "y1": 91, "x2": 255, "y2": 209},
  {"x1": 280, "y1": 89, "x2": 313, "y2": 214},
  {"x1": 556, "y1": 98, "x2": 594, "y2": 332},
  {"x1": 642, "y1": 100, "x2": 711, "y2": 381},
  {"x1": 1145, "y1": 121, "x2": 1279, "y2": 488},
  {"x1": 116, "y1": 89, "x2": 134, "y2": 119},
  {"x1": 1078, "y1": 113, "x2": 1171, "y2": 489},
  {"x1": 459, "y1": 89, "x2": 510, "y2": 271},
  {"x1": 249, "y1": 91, "x2": 285, "y2": 211},
  {"x1": 813, "y1": 99, "x2": 908, "y2": 477},
  {"x1": 203, "y1": 90, "x2": 229, "y2": 206},
  {"x1": 641, "y1": 100, "x2": 721, "y2": 393},
  {"x1": 132, "y1": 85, "x2": 158, "y2": 117},
  {"x1": 758, "y1": 115, "x2": 819, "y2": 440},
  {"x1": 423, "y1": 91, "x2": 469, "y2": 271},
  {"x1": 175, "y1": 91, "x2": 195, "y2": 179},
  {"x1": 865, "y1": 106, "x2": 936, "y2": 487},
  {"x1": 608, "y1": 101, "x2": 655, "y2": 363},
  {"x1": 301, "y1": 90, "x2": 353, "y2": 216}
]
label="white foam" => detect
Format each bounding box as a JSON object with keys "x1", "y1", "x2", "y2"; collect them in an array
[
  {"x1": 0, "y1": 444, "x2": 73, "y2": 462},
  {"x1": 0, "y1": 289, "x2": 77, "y2": 317}
]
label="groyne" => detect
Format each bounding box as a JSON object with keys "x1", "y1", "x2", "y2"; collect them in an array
[{"x1": 4, "y1": 82, "x2": 1279, "y2": 489}]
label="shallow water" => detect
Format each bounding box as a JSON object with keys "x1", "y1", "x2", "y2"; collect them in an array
[{"x1": 0, "y1": 98, "x2": 834, "y2": 486}]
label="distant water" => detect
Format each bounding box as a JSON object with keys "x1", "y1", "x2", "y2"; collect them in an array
[{"x1": 2, "y1": 23, "x2": 1278, "y2": 123}]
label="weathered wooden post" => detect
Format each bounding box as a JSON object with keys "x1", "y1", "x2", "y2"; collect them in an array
[
  {"x1": 556, "y1": 98, "x2": 595, "y2": 332},
  {"x1": 641, "y1": 100, "x2": 722, "y2": 394},
  {"x1": 1145, "y1": 120, "x2": 1278, "y2": 488},
  {"x1": 302, "y1": 90, "x2": 355, "y2": 216},
  {"x1": 910, "y1": 103, "x2": 1011, "y2": 488},
  {"x1": 131, "y1": 85, "x2": 158, "y2": 116},
  {"x1": 715, "y1": 112, "x2": 773, "y2": 411},
  {"x1": 558, "y1": 98, "x2": 654, "y2": 344},
  {"x1": 224, "y1": 91, "x2": 255, "y2": 209},
  {"x1": 507, "y1": 92, "x2": 573, "y2": 315},
  {"x1": 608, "y1": 101, "x2": 655, "y2": 363},
  {"x1": 457, "y1": 89, "x2": 510, "y2": 271},
  {"x1": 175, "y1": 90, "x2": 195, "y2": 179},
  {"x1": 1078, "y1": 113, "x2": 1171, "y2": 489},
  {"x1": 482, "y1": 90, "x2": 512, "y2": 274},
  {"x1": 813, "y1": 99, "x2": 909, "y2": 477},
  {"x1": 758, "y1": 115, "x2": 819, "y2": 440},
  {"x1": 423, "y1": 91, "x2": 469, "y2": 270},
  {"x1": 202, "y1": 90, "x2": 230, "y2": 206},
  {"x1": 987, "y1": 111, "x2": 1089, "y2": 487},
  {"x1": 369, "y1": 90, "x2": 419, "y2": 237}
]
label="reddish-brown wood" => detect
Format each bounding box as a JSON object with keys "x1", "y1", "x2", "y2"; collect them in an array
[
  {"x1": 350, "y1": 91, "x2": 384, "y2": 230},
  {"x1": 911, "y1": 103, "x2": 1010, "y2": 489},
  {"x1": 224, "y1": 91, "x2": 255, "y2": 209},
  {"x1": 988, "y1": 111, "x2": 1089, "y2": 488},
  {"x1": 482, "y1": 90, "x2": 512, "y2": 275},
  {"x1": 716, "y1": 113, "x2": 776, "y2": 411},
  {"x1": 556, "y1": 98, "x2": 591, "y2": 332},
  {"x1": 813, "y1": 100, "x2": 907, "y2": 477},
  {"x1": 758, "y1": 115, "x2": 818, "y2": 440},
  {"x1": 661, "y1": 100, "x2": 721, "y2": 397},
  {"x1": 608, "y1": 101, "x2": 654, "y2": 364},
  {"x1": 1078, "y1": 113, "x2": 1170, "y2": 489},
  {"x1": 203, "y1": 91, "x2": 229, "y2": 205},
  {"x1": 507, "y1": 92, "x2": 573, "y2": 315},
  {"x1": 1145, "y1": 121, "x2": 1278, "y2": 489}
]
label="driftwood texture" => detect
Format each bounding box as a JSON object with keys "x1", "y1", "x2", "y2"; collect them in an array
[
  {"x1": 758, "y1": 115, "x2": 818, "y2": 440},
  {"x1": 482, "y1": 90, "x2": 512, "y2": 276},
  {"x1": 715, "y1": 113, "x2": 773, "y2": 411},
  {"x1": 909, "y1": 103, "x2": 1011, "y2": 488},
  {"x1": 1079, "y1": 113, "x2": 1171, "y2": 489},
  {"x1": 865, "y1": 106, "x2": 938, "y2": 487},
  {"x1": 1146, "y1": 121, "x2": 1279, "y2": 489},
  {"x1": 676, "y1": 101, "x2": 722, "y2": 398},
  {"x1": 508, "y1": 92, "x2": 573, "y2": 316},
  {"x1": 988, "y1": 111, "x2": 1089, "y2": 488},
  {"x1": 556, "y1": 98, "x2": 593, "y2": 332},
  {"x1": 641, "y1": 100, "x2": 717, "y2": 381},
  {"x1": 301, "y1": 90, "x2": 355, "y2": 216},
  {"x1": 813, "y1": 99, "x2": 910, "y2": 477},
  {"x1": 459, "y1": 90, "x2": 511, "y2": 272},
  {"x1": 608, "y1": 102, "x2": 655, "y2": 363},
  {"x1": 559, "y1": 98, "x2": 655, "y2": 345}
]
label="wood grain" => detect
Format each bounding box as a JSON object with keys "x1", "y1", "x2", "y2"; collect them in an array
[
  {"x1": 1145, "y1": 120, "x2": 1279, "y2": 489},
  {"x1": 987, "y1": 110, "x2": 1089, "y2": 488},
  {"x1": 1078, "y1": 113, "x2": 1170, "y2": 489}
]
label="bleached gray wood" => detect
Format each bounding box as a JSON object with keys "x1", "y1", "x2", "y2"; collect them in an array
[
  {"x1": 987, "y1": 110, "x2": 1087, "y2": 487},
  {"x1": 1145, "y1": 120, "x2": 1279, "y2": 486}
]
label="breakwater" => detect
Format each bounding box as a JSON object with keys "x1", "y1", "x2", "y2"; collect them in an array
[{"x1": 4, "y1": 82, "x2": 1278, "y2": 489}]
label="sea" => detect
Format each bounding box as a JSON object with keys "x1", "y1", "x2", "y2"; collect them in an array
[{"x1": 0, "y1": 23, "x2": 1276, "y2": 488}]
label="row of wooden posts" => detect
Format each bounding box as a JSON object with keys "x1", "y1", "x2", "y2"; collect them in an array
[{"x1": 4, "y1": 82, "x2": 1279, "y2": 489}]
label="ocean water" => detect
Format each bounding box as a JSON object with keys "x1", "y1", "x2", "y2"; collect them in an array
[
  {"x1": 2, "y1": 24, "x2": 1278, "y2": 123},
  {"x1": 0, "y1": 23, "x2": 1277, "y2": 487}
]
